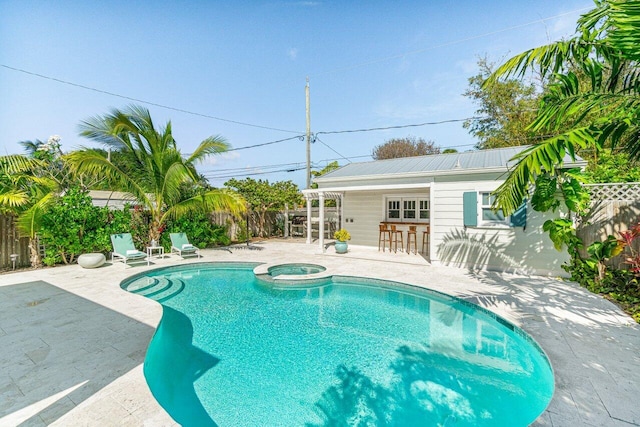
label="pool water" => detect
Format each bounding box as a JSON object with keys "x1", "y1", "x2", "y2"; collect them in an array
[
  {"x1": 122, "y1": 263, "x2": 554, "y2": 426},
  {"x1": 267, "y1": 263, "x2": 326, "y2": 277}
]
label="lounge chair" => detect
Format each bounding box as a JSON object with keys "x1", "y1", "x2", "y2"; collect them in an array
[
  {"x1": 111, "y1": 233, "x2": 147, "y2": 266},
  {"x1": 170, "y1": 233, "x2": 201, "y2": 259}
]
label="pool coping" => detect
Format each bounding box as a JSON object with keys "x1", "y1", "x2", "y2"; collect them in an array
[{"x1": 253, "y1": 261, "x2": 333, "y2": 282}]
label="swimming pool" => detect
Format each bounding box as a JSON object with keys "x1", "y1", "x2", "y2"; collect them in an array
[{"x1": 122, "y1": 262, "x2": 554, "y2": 426}]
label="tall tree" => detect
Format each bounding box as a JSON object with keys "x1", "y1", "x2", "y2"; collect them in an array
[
  {"x1": 225, "y1": 178, "x2": 301, "y2": 237},
  {"x1": 486, "y1": 0, "x2": 640, "y2": 215},
  {"x1": 463, "y1": 57, "x2": 543, "y2": 149},
  {"x1": 66, "y1": 105, "x2": 246, "y2": 243},
  {"x1": 311, "y1": 161, "x2": 340, "y2": 189},
  {"x1": 372, "y1": 136, "x2": 440, "y2": 160}
]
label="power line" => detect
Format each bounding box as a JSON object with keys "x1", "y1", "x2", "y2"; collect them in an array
[
  {"x1": 314, "y1": 136, "x2": 353, "y2": 164},
  {"x1": 312, "y1": 6, "x2": 591, "y2": 77},
  {"x1": 201, "y1": 161, "x2": 306, "y2": 174},
  {"x1": 226, "y1": 135, "x2": 304, "y2": 152},
  {"x1": 316, "y1": 118, "x2": 475, "y2": 135},
  {"x1": 0, "y1": 63, "x2": 302, "y2": 134},
  {"x1": 205, "y1": 166, "x2": 307, "y2": 180},
  {"x1": 192, "y1": 116, "x2": 473, "y2": 157}
]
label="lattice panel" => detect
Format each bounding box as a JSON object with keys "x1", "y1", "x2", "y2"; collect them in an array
[{"x1": 585, "y1": 183, "x2": 640, "y2": 201}]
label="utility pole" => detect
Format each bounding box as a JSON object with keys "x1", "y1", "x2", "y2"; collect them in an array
[{"x1": 305, "y1": 77, "x2": 311, "y2": 189}]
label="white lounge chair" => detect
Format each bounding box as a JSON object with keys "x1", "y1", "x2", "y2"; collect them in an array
[
  {"x1": 170, "y1": 233, "x2": 201, "y2": 259},
  {"x1": 111, "y1": 233, "x2": 147, "y2": 266}
]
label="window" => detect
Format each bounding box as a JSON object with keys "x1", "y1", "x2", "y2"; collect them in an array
[
  {"x1": 419, "y1": 200, "x2": 430, "y2": 220},
  {"x1": 403, "y1": 200, "x2": 416, "y2": 219},
  {"x1": 385, "y1": 196, "x2": 430, "y2": 222},
  {"x1": 480, "y1": 193, "x2": 506, "y2": 224},
  {"x1": 463, "y1": 191, "x2": 526, "y2": 228},
  {"x1": 387, "y1": 199, "x2": 400, "y2": 219}
]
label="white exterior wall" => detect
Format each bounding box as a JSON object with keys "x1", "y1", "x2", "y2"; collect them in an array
[{"x1": 431, "y1": 175, "x2": 569, "y2": 276}]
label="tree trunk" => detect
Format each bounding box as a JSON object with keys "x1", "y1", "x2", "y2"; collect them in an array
[
  {"x1": 258, "y1": 209, "x2": 268, "y2": 237},
  {"x1": 149, "y1": 218, "x2": 162, "y2": 245},
  {"x1": 28, "y1": 238, "x2": 42, "y2": 268},
  {"x1": 597, "y1": 261, "x2": 607, "y2": 282}
]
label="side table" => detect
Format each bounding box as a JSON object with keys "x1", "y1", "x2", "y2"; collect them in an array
[{"x1": 146, "y1": 246, "x2": 164, "y2": 265}]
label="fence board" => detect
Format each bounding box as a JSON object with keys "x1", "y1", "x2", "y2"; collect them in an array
[{"x1": 0, "y1": 215, "x2": 31, "y2": 269}]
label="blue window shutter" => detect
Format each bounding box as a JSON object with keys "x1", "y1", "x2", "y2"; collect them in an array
[
  {"x1": 510, "y1": 200, "x2": 527, "y2": 228},
  {"x1": 463, "y1": 192, "x2": 477, "y2": 227}
]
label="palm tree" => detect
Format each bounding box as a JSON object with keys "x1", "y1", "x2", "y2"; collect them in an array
[
  {"x1": 485, "y1": 0, "x2": 640, "y2": 214},
  {"x1": 66, "y1": 105, "x2": 246, "y2": 243}
]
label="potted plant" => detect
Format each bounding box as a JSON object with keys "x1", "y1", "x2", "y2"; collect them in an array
[{"x1": 333, "y1": 229, "x2": 351, "y2": 254}]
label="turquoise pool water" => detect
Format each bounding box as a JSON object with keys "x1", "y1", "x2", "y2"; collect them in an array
[
  {"x1": 122, "y1": 263, "x2": 554, "y2": 426},
  {"x1": 267, "y1": 263, "x2": 326, "y2": 277}
]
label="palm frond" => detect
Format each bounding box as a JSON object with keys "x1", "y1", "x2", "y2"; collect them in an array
[
  {"x1": 485, "y1": 40, "x2": 580, "y2": 86},
  {"x1": 577, "y1": 1, "x2": 610, "y2": 31},
  {"x1": 161, "y1": 161, "x2": 193, "y2": 205},
  {"x1": 187, "y1": 136, "x2": 230, "y2": 164},
  {"x1": 607, "y1": 1, "x2": 640, "y2": 59},
  {"x1": 486, "y1": 6, "x2": 623, "y2": 87},
  {"x1": 494, "y1": 131, "x2": 594, "y2": 215},
  {"x1": 0, "y1": 189, "x2": 30, "y2": 208},
  {"x1": 163, "y1": 189, "x2": 246, "y2": 222},
  {"x1": 0, "y1": 155, "x2": 45, "y2": 174},
  {"x1": 64, "y1": 149, "x2": 150, "y2": 207},
  {"x1": 18, "y1": 140, "x2": 45, "y2": 156},
  {"x1": 16, "y1": 192, "x2": 55, "y2": 238}
]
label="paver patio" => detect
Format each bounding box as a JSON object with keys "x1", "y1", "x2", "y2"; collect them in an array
[{"x1": 0, "y1": 240, "x2": 638, "y2": 426}]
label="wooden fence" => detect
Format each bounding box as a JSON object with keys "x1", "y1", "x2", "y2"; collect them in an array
[
  {"x1": 0, "y1": 215, "x2": 31, "y2": 270},
  {"x1": 210, "y1": 211, "x2": 284, "y2": 241},
  {"x1": 212, "y1": 207, "x2": 339, "y2": 241}
]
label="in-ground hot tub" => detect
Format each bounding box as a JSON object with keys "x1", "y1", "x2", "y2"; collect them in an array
[{"x1": 267, "y1": 263, "x2": 326, "y2": 277}]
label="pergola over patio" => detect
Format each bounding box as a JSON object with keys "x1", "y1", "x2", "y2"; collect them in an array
[{"x1": 300, "y1": 189, "x2": 343, "y2": 252}]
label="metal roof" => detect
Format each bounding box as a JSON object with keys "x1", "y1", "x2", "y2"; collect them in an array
[{"x1": 315, "y1": 145, "x2": 586, "y2": 182}]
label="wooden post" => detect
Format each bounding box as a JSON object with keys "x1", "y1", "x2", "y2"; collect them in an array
[{"x1": 284, "y1": 203, "x2": 289, "y2": 238}]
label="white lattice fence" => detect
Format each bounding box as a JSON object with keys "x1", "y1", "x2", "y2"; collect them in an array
[{"x1": 585, "y1": 182, "x2": 640, "y2": 201}]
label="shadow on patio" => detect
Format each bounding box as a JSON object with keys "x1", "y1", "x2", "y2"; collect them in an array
[{"x1": 0, "y1": 280, "x2": 156, "y2": 425}]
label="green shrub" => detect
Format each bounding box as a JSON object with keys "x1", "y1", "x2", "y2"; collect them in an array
[
  {"x1": 162, "y1": 212, "x2": 230, "y2": 249},
  {"x1": 40, "y1": 187, "x2": 111, "y2": 264},
  {"x1": 564, "y1": 234, "x2": 640, "y2": 323}
]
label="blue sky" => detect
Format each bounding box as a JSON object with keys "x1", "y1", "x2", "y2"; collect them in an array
[{"x1": 1, "y1": 0, "x2": 592, "y2": 188}]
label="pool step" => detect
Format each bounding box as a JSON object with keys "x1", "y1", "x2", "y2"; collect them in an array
[{"x1": 123, "y1": 276, "x2": 186, "y2": 302}]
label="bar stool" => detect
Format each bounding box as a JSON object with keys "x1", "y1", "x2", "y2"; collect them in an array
[
  {"x1": 390, "y1": 224, "x2": 404, "y2": 253},
  {"x1": 406, "y1": 225, "x2": 417, "y2": 254},
  {"x1": 378, "y1": 223, "x2": 392, "y2": 252},
  {"x1": 421, "y1": 225, "x2": 430, "y2": 256}
]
